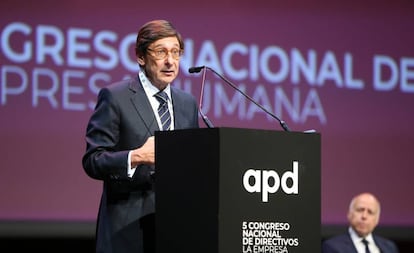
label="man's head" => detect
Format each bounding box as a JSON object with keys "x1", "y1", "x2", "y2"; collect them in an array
[
  {"x1": 347, "y1": 192, "x2": 381, "y2": 238},
  {"x1": 135, "y1": 20, "x2": 184, "y2": 90}
]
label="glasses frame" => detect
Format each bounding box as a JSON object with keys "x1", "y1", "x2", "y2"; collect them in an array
[{"x1": 147, "y1": 47, "x2": 184, "y2": 60}]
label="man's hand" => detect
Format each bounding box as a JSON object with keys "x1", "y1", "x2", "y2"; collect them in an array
[{"x1": 131, "y1": 136, "x2": 155, "y2": 167}]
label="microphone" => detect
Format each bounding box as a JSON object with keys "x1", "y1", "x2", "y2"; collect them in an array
[
  {"x1": 188, "y1": 66, "x2": 204, "y2": 73},
  {"x1": 188, "y1": 66, "x2": 291, "y2": 132}
]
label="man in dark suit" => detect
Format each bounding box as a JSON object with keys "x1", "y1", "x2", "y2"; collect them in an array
[
  {"x1": 322, "y1": 192, "x2": 399, "y2": 253},
  {"x1": 82, "y1": 20, "x2": 199, "y2": 253}
]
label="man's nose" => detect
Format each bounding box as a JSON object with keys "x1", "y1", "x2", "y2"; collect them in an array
[{"x1": 361, "y1": 211, "x2": 368, "y2": 218}]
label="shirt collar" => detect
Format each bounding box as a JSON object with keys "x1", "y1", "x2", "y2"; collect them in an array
[
  {"x1": 138, "y1": 69, "x2": 171, "y2": 100},
  {"x1": 349, "y1": 226, "x2": 374, "y2": 244}
]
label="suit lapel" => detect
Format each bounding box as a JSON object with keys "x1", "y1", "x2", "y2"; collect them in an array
[
  {"x1": 373, "y1": 235, "x2": 387, "y2": 253},
  {"x1": 344, "y1": 234, "x2": 359, "y2": 253},
  {"x1": 170, "y1": 88, "x2": 183, "y2": 129},
  {"x1": 128, "y1": 78, "x2": 159, "y2": 134}
]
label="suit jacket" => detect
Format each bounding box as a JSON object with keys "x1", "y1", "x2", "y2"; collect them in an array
[
  {"x1": 322, "y1": 233, "x2": 399, "y2": 253},
  {"x1": 82, "y1": 76, "x2": 199, "y2": 253}
]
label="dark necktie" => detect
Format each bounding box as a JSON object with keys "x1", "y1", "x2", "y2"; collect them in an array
[
  {"x1": 362, "y1": 238, "x2": 371, "y2": 253},
  {"x1": 154, "y1": 91, "x2": 171, "y2": 131}
]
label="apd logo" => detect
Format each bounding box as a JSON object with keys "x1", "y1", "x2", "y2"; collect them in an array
[{"x1": 243, "y1": 161, "x2": 299, "y2": 202}]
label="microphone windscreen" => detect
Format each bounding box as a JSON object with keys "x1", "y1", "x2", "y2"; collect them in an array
[{"x1": 188, "y1": 66, "x2": 203, "y2": 73}]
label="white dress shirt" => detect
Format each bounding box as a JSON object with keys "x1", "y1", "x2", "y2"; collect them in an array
[{"x1": 349, "y1": 227, "x2": 381, "y2": 253}]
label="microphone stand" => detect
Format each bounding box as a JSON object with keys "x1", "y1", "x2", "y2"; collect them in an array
[
  {"x1": 194, "y1": 66, "x2": 291, "y2": 132},
  {"x1": 198, "y1": 66, "x2": 214, "y2": 128}
]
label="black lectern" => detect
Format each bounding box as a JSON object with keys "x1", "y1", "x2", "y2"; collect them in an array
[{"x1": 155, "y1": 127, "x2": 320, "y2": 253}]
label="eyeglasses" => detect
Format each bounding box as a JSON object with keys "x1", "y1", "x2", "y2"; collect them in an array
[{"x1": 147, "y1": 47, "x2": 183, "y2": 60}]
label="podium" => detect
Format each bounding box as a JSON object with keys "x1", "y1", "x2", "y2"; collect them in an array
[{"x1": 155, "y1": 127, "x2": 321, "y2": 253}]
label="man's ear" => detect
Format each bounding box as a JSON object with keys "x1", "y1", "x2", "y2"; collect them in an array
[{"x1": 137, "y1": 55, "x2": 145, "y2": 66}]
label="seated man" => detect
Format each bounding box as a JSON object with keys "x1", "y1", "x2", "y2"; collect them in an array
[{"x1": 322, "y1": 192, "x2": 399, "y2": 253}]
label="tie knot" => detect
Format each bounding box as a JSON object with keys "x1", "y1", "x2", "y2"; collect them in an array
[
  {"x1": 155, "y1": 91, "x2": 169, "y2": 103},
  {"x1": 362, "y1": 238, "x2": 369, "y2": 245}
]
